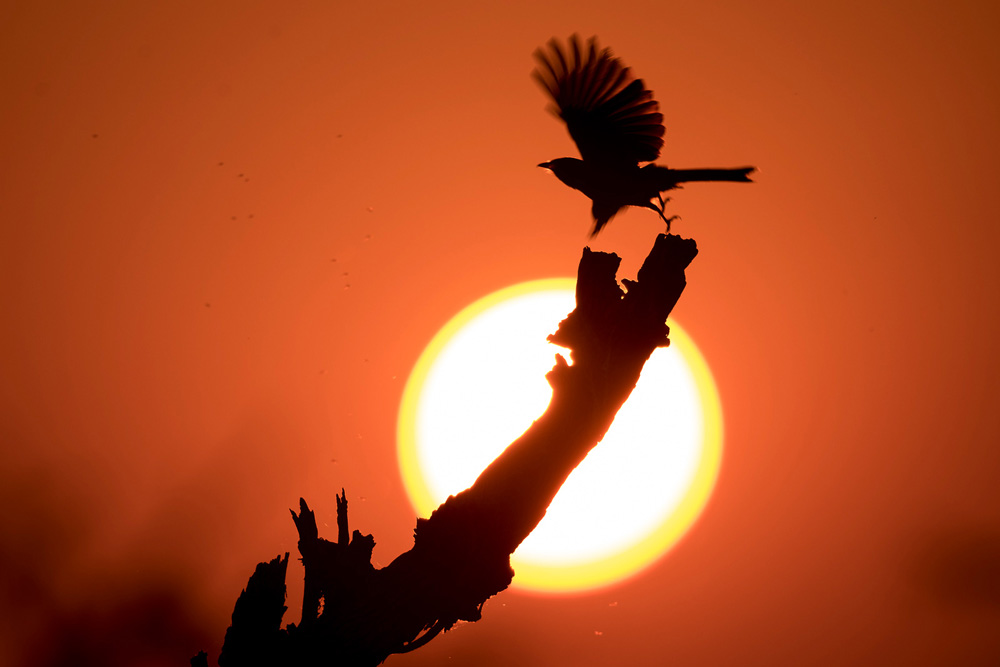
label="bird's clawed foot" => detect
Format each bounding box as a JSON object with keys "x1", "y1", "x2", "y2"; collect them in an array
[
  {"x1": 650, "y1": 196, "x2": 679, "y2": 232},
  {"x1": 661, "y1": 213, "x2": 680, "y2": 232}
]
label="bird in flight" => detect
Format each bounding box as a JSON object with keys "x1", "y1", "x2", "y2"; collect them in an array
[{"x1": 534, "y1": 35, "x2": 755, "y2": 236}]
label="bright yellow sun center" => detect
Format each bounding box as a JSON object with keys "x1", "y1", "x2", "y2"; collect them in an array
[{"x1": 397, "y1": 279, "x2": 722, "y2": 593}]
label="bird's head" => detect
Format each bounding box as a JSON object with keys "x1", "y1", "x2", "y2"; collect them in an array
[{"x1": 537, "y1": 157, "x2": 586, "y2": 188}]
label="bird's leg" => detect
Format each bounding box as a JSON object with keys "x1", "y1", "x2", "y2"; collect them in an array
[
  {"x1": 655, "y1": 208, "x2": 680, "y2": 232},
  {"x1": 647, "y1": 196, "x2": 679, "y2": 232}
]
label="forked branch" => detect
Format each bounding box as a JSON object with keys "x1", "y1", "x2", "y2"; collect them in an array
[{"x1": 199, "y1": 233, "x2": 698, "y2": 666}]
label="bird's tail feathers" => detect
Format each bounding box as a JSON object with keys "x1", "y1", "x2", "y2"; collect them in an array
[{"x1": 664, "y1": 167, "x2": 756, "y2": 184}]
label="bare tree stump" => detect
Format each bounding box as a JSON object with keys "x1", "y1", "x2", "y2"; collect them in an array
[{"x1": 204, "y1": 233, "x2": 698, "y2": 666}]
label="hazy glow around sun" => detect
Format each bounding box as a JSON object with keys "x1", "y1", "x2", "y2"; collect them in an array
[{"x1": 398, "y1": 279, "x2": 722, "y2": 593}]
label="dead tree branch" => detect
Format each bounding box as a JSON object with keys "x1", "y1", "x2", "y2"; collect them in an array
[{"x1": 200, "y1": 233, "x2": 698, "y2": 666}]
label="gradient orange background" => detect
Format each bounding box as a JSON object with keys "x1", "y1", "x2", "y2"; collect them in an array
[{"x1": 2, "y1": 2, "x2": 999, "y2": 665}]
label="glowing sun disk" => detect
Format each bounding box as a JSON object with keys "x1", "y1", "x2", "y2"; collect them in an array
[{"x1": 398, "y1": 279, "x2": 722, "y2": 593}]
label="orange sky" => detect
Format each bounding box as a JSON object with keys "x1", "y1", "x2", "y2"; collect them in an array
[{"x1": 2, "y1": 1, "x2": 999, "y2": 665}]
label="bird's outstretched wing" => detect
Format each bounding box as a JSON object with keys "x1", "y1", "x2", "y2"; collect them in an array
[{"x1": 533, "y1": 35, "x2": 664, "y2": 167}]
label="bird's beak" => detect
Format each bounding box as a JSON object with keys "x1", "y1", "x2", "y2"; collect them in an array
[{"x1": 537, "y1": 161, "x2": 551, "y2": 169}]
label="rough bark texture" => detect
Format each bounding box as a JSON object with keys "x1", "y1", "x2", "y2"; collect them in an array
[{"x1": 200, "y1": 233, "x2": 698, "y2": 666}]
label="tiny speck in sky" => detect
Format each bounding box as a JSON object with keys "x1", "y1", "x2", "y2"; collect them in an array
[
  {"x1": 594, "y1": 631, "x2": 603, "y2": 637},
  {"x1": 366, "y1": 206, "x2": 373, "y2": 212},
  {"x1": 336, "y1": 134, "x2": 342, "y2": 138},
  {"x1": 237, "y1": 173, "x2": 244, "y2": 177},
  {"x1": 231, "y1": 216, "x2": 237, "y2": 220},
  {"x1": 218, "y1": 162, "x2": 224, "y2": 166},
  {"x1": 248, "y1": 214, "x2": 254, "y2": 219},
  {"x1": 608, "y1": 601, "x2": 618, "y2": 607},
  {"x1": 343, "y1": 284, "x2": 350, "y2": 289},
  {"x1": 91, "y1": 133, "x2": 98, "y2": 139},
  {"x1": 244, "y1": 178, "x2": 249, "y2": 182},
  {"x1": 364, "y1": 234, "x2": 371, "y2": 241},
  {"x1": 204, "y1": 302, "x2": 211, "y2": 308}
]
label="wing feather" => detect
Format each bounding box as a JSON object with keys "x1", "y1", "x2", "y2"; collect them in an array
[{"x1": 533, "y1": 35, "x2": 664, "y2": 166}]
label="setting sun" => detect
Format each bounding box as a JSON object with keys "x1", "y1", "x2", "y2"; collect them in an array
[{"x1": 398, "y1": 279, "x2": 723, "y2": 593}]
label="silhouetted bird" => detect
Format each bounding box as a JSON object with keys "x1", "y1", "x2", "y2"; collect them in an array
[{"x1": 534, "y1": 35, "x2": 755, "y2": 235}]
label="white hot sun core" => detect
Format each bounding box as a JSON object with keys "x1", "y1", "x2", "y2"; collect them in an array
[{"x1": 398, "y1": 279, "x2": 721, "y2": 593}]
